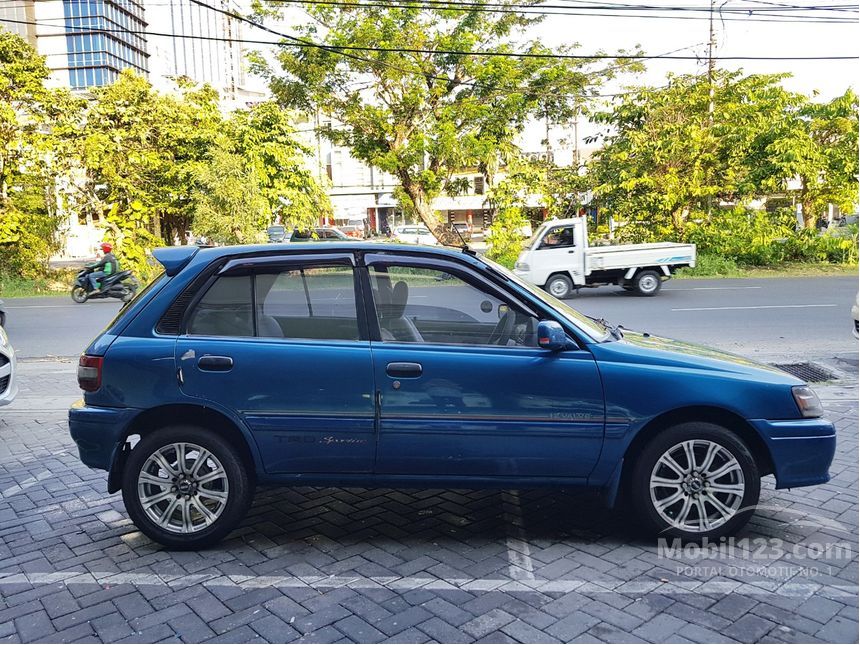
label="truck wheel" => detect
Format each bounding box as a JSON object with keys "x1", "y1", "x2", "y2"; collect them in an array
[
  {"x1": 629, "y1": 422, "x2": 760, "y2": 540},
  {"x1": 545, "y1": 274, "x2": 573, "y2": 299},
  {"x1": 633, "y1": 270, "x2": 662, "y2": 296},
  {"x1": 122, "y1": 425, "x2": 253, "y2": 549}
]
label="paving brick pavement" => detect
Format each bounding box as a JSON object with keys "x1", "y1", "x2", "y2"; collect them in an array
[{"x1": 0, "y1": 360, "x2": 857, "y2": 643}]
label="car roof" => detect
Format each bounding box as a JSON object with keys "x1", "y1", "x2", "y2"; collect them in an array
[{"x1": 154, "y1": 241, "x2": 477, "y2": 276}]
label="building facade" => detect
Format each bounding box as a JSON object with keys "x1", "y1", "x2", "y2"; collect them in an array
[{"x1": 1, "y1": 0, "x2": 149, "y2": 89}]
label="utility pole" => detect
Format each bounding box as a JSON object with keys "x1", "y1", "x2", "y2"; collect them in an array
[{"x1": 707, "y1": 0, "x2": 716, "y2": 118}]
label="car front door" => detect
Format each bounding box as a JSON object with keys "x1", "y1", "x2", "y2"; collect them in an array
[
  {"x1": 364, "y1": 255, "x2": 605, "y2": 481},
  {"x1": 175, "y1": 254, "x2": 376, "y2": 474}
]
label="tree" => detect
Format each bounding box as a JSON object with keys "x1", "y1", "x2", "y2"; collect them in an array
[
  {"x1": 223, "y1": 102, "x2": 331, "y2": 231},
  {"x1": 192, "y1": 144, "x2": 270, "y2": 244},
  {"x1": 759, "y1": 90, "x2": 859, "y2": 228},
  {"x1": 0, "y1": 29, "x2": 81, "y2": 276},
  {"x1": 259, "y1": 1, "x2": 630, "y2": 243},
  {"x1": 587, "y1": 71, "x2": 858, "y2": 238}
]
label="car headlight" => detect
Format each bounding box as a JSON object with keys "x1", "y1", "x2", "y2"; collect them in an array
[
  {"x1": 792, "y1": 385, "x2": 824, "y2": 418},
  {"x1": 514, "y1": 261, "x2": 530, "y2": 271}
]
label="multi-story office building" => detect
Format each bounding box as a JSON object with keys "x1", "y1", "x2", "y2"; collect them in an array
[
  {"x1": 146, "y1": 0, "x2": 246, "y2": 98},
  {"x1": 1, "y1": 1, "x2": 248, "y2": 98},
  {"x1": 0, "y1": 0, "x2": 149, "y2": 89}
]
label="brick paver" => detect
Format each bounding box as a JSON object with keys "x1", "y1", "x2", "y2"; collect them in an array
[{"x1": 0, "y1": 360, "x2": 857, "y2": 643}]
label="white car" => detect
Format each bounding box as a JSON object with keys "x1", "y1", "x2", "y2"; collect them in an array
[
  {"x1": 392, "y1": 225, "x2": 439, "y2": 246},
  {"x1": 0, "y1": 321, "x2": 17, "y2": 407}
]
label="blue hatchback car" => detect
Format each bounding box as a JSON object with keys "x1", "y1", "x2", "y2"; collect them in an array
[{"x1": 69, "y1": 243, "x2": 835, "y2": 548}]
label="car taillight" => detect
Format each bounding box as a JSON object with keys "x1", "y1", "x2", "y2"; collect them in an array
[{"x1": 77, "y1": 355, "x2": 103, "y2": 392}]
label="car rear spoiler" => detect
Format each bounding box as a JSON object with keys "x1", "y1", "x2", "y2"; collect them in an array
[{"x1": 152, "y1": 246, "x2": 199, "y2": 276}]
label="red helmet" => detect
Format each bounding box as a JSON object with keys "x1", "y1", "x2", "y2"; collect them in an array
[{"x1": 100, "y1": 242, "x2": 112, "y2": 253}]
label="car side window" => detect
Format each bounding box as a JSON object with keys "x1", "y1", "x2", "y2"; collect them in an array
[
  {"x1": 369, "y1": 265, "x2": 538, "y2": 347},
  {"x1": 255, "y1": 266, "x2": 359, "y2": 341},
  {"x1": 186, "y1": 275, "x2": 254, "y2": 337},
  {"x1": 538, "y1": 226, "x2": 574, "y2": 249}
]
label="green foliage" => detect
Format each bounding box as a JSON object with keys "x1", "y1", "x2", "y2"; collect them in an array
[
  {"x1": 588, "y1": 70, "x2": 859, "y2": 232},
  {"x1": 684, "y1": 208, "x2": 858, "y2": 266},
  {"x1": 677, "y1": 253, "x2": 741, "y2": 277},
  {"x1": 192, "y1": 145, "x2": 269, "y2": 245},
  {"x1": 260, "y1": 1, "x2": 632, "y2": 243},
  {"x1": 1, "y1": 30, "x2": 329, "y2": 278}
]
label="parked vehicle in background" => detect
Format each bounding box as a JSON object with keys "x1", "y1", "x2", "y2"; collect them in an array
[
  {"x1": 0, "y1": 320, "x2": 17, "y2": 407},
  {"x1": 290, "y1": 227, "x2": 351, "y2": 242},
  {"x1": 452, "y1": 222, "x2": 472, "y2": 240},
  {"x1": 69, "y1": 242, "x2": 834, "y2": 548},
  {"x1": 392, "y1": 224, "x2": 438, "y2": 246},
  {"x1": 266, "y1": 225, "x2": 287, "y2": 243},
  {"x1": 338, "y1": 224, "x2": 365, "y2": 238},
  {"x1": 514, "y1": 217, "x2": 696, "y2": 298},
  {"x1": 851, "y1": 292, "x2": 858, "y2": 339}
]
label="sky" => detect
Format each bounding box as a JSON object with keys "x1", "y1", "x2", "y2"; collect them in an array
[{"x1": 243, "y1": 1, "x2": 859, "y2": 156}]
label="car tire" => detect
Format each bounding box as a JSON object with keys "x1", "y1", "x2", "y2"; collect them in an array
[
  {"x1": 629, "y1": 422, "x2": 760, "y2": 541},
  {"x1": 632, "y1": 270, "x2": 662, "y2": 296},
  {"x1": 122, "y1": 425, "x2": 252, "y2": 549},
  {"x1": 545, "y1": 273, "x2": 573, "y2": 299},
  {"x1": 71, "y1": 287, "x2": 88, "y2": 303}
]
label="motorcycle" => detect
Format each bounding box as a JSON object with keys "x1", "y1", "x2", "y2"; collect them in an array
[{"x1": 71, "y1": 267, "x2": 139, "y2": 304}]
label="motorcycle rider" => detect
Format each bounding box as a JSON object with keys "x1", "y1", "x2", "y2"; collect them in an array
[{"x1": 87, "y1": 242, "x2": 118, "y2": 293}]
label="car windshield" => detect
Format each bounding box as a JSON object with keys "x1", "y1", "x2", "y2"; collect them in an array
[
  {"x1": 479, "y1": 257, "x2": 611, "y2": 342},
  {"x1": 526, "y1": 222, "x2": 551, "y2": 250}
]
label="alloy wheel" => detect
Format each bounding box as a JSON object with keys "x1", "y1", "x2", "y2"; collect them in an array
[
  {"x1": 137, "y1": 442, "x2": 229, "y2": 534},
  {"x1": 649, "y1": 439, "x2": 745, "y2": 533}
]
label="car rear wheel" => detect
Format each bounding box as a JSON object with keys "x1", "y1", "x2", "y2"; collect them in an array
[
  {"x1": 122, "y1": 425, "x2": 252, "y2": 549},
  {"x1": 632, "y1": 270, "x2": 662, "y2": 296},
  {"x1": 545, "y1": 273, "x2": 573, "y2": 299},
  {"x1": 630, "y1": 423, "x2": 760, "y2": 540}
]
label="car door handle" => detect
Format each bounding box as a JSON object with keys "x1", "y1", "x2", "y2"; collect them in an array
[
  {"x1": 386, "y1": 362, "x2": 422, "y2": 378},
  {"x1": 198, "y1": 355, "x2": 233, "y2": 372}
]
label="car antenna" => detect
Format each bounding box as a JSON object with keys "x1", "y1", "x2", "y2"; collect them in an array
[{"x1": 448, "y1": 222, "x2": 476, "y2": 255}]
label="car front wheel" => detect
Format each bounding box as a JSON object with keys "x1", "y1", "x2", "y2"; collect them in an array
[
  {"x1": 630, "y1": 423, "x2": 760, "y2": 541},
  {"x1": 122, "y1": 426, "x2": 252, "y2": 549}
]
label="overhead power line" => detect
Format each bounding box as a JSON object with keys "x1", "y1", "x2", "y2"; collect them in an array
[
  {"x1": 1, "y1": 16, "x2": 855, "y2": 60},
  {"x1": 258, "y1": 0, "x2": 858, "y2": 23}
]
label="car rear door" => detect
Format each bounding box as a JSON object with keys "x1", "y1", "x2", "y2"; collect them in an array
[
  {"x1": 362, "y1": 254, "x2": 605, "y2": 480},
  {"x1": 175, "y1": 253, "x2": 376, "y2": 474}
]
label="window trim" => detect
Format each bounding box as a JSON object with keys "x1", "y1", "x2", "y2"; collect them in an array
[
  {"x1": 363, "y1": 256, "x2": 543, "y2": 348},
  {"x1": 537, "y1": 225, "x2": 575, "y2": 250}
]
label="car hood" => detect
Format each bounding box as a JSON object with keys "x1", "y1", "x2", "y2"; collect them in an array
[{"x1": 590, "y1": 329, "x2": 801, "y2": 386}]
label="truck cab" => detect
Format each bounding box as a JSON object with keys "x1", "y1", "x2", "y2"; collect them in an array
[{"x1": 514, "y1": 217, "x2": 696, "y2": 298}]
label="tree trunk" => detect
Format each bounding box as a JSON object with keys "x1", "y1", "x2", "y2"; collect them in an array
[{"x1": 399, "y1": 173, "x2": 460, "y2": 246}]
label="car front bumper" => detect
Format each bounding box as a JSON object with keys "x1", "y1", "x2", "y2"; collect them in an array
[
  {"x1": 0, "y1": 344, "x2": 17, "y2": 406},
  {"x1": 750, "y1": 417, "x2": 836, "y2": 489},
  {"x1": 69, "y1": 400, "x2": 139, "y2": 471}
]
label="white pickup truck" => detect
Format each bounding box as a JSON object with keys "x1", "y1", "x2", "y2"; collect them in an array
[{"x1": 513, "y1": 217, "x2": 696, "y2": 298}]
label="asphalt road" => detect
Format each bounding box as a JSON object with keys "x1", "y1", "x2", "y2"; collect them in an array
[{"x1": 1, "y1": 276, "x2": 856, "y2": 360}]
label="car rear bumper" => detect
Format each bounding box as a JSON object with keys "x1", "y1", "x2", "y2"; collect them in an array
[
  {"x1": 69, "y1": 400, "x2": 138, "y2": 470},
  {"x1": 750, "y1": 417, "x2": 836, "y2": 489}
]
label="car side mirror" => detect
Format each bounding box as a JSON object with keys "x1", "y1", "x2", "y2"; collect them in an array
[{"x1": 537, "y1": 320, "x2": 568, "y2": 351}]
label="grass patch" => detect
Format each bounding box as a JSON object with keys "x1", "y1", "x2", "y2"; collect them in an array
[
  {"x1": 0, "y1": 270, "x2": 76, "y2": 298},
  {"x1": 677, "y1": 254, "x2": 858, "y2": 279}
]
